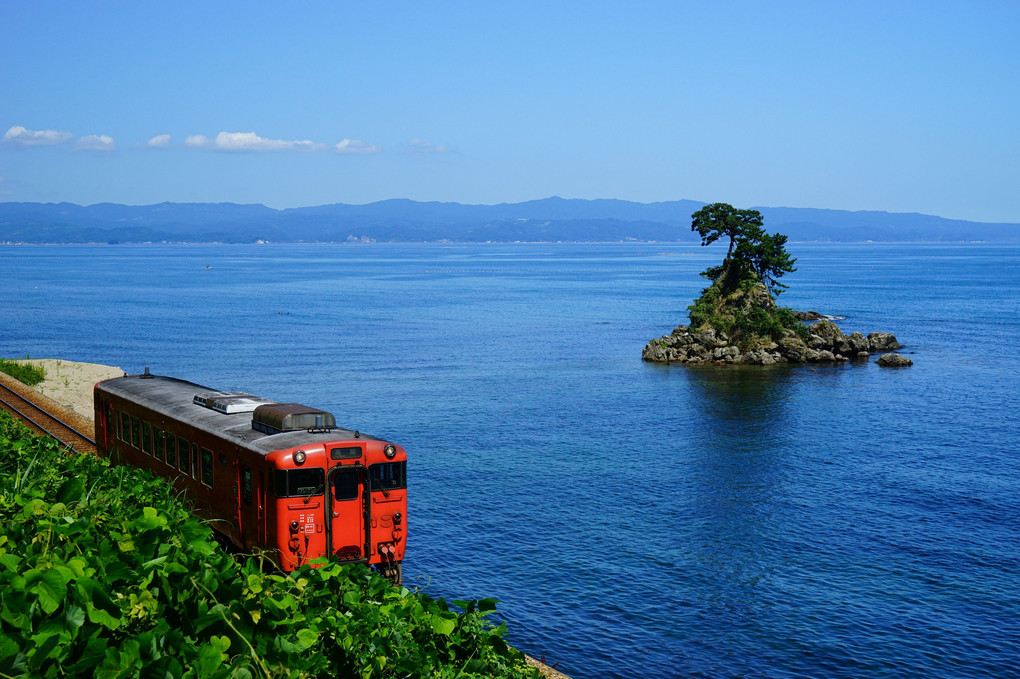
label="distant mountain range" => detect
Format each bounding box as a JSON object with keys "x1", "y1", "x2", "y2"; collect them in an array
[{"x1": 1, "y1": 198, "x2": 1017, "y2": 243}]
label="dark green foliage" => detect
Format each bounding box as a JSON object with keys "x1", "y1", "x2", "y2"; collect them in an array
[
  {"x1": 690, "y1": 203, "x2": 796, "y2": 296},
  {"x1": 732, "y1": 230, "x2": 797, "y2": 295},
  {"x1": 690, "y1": 203, "x2": 764, "y2": 259},
  {"x1": 0, "y1": 411, "x2": 538, "y2": 679},
  {"x1": 728, "y1": 305, "x2": 808, "y2": 347},
  {"x1": 774, "y1": 307, "x2": 811, "y2": 342},
  {"x1": 0, "y1": 357, "x2": 46, "y2": 386},
  {"x1": 686, "y1": 284, "x2": 807, "y2": 350},
  {"x1": 686, "y1": 282, "x2": 721, "y2": 331}
]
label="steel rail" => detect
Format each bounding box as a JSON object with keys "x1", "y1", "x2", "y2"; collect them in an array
[{"x1": 0, "y1": 381, "x2": 96, "y2": 448}]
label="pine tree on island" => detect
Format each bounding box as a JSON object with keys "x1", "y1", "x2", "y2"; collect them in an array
[{"x1": 690, "y1": 203, "x2": 797, "y2": 296}]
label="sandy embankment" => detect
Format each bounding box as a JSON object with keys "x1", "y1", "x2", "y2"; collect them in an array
[{"x1": 11, "y1": 358, "x2": 125, "y2": 419}]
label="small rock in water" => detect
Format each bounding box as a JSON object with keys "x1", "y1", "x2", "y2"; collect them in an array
[{"x1": 876, "y1": 353, "x2": 913, "y2": 367}]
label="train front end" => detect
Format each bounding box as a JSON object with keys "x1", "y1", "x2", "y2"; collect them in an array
[{"x1": 260, "y1": 404, "x2": 407, "y2": 585}]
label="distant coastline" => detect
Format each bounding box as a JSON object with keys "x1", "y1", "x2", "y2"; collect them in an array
[
  {"x1": 3, "y1": 197, "x2": 1019, "y2": 245},
  {"x1": 1, "y1": 239, "x2": 1013, "y2": 247}
]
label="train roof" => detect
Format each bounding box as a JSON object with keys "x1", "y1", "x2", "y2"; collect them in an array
[{"x1": 96, "y1": 373, "x2": 382, "y2": 455}]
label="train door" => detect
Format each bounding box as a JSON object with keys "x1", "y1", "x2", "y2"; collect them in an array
[
  {"x1": 327, "y1": 465, "x2": 366, "y2": 560},
  {"x1": 258, "y1": 472, "x2": 267, "y2": 546},
  {"x1": 237, "y1": 462, "x2": 253, "y2": 547},
  {"x1": 99, "y1": 401, "x2": 112, "y2": 449}
]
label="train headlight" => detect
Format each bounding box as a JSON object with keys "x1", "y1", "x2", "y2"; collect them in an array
[
  {"x1": 384, "y1": 444, "x2": 397, "y2": 459},
  {"x1": 293, "y1": 450, "x2": 306, "y2": 465}
]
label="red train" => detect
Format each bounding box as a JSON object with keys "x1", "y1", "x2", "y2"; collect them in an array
[{"x1": 93, "y1": 371, "x2": 406, "y2": 584}]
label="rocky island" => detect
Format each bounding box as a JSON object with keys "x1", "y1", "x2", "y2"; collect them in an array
[
  {"x1": 643, "y1": 315, "x2": 906, "y2": 366},
  {"x1": 642, "y1": 203, "x2": 911, "y2": 367}
]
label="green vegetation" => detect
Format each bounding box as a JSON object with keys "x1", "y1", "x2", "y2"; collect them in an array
[
  {"x1": 0, "y1": 356, "x2": 46, "y2": 386},
  {"x1": 690, "y1": 203, "x2": 764, "y2": 259},
  {"x1": 0, "y1": 411, "x2": 537, "y2": 679},
  {"x1": 688, "y1": 203, "x2": 806, "y2": 349}
]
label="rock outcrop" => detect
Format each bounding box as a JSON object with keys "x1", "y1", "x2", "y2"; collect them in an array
[
  {"x1": 642, "y1": 319, "x2": 904, "y2": 366},
  {"x1": 867, "y1": 333, "x2": 902, "y2": 352},
  {"x1": 876, "y1": 352, "x2": 913, "y2": 367}
]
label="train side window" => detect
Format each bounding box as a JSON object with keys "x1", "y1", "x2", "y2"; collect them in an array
[
  {"x1": 130, "y1": 417, "x2": 140, "y2": 449},
  {"x1": 200, "y1": 448, "x2": 213, "y2": 487},
  {"x1": 165, "y1": 433, "x2": 176, "y2": 467},
  {"x1": 242, "y1": 465, "x2": 252, "y2": 505},
  {"x1": 153, "y1": 427, "x2": 164, "y2": 462},
  {"x1": 120, "y1": 412, "x2": 130, "y2": 443},
  {"x1": 178, "y1": 438, "x2": 190, "y2": 475},
  {"x1": 191, "y1": 444, "x2": 199, "y2": 480},
  {"x1": 141, "y1": 422, "x2": 152, "y2": 455},
  {"x1": 370, "y1": 461, "x2": 407, "y2": 491}
]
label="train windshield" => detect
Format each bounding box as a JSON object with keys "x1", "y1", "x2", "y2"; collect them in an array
[
  {"x1": 274, "y1": 468, "x2": 325, "y2": 498},
  {"x1": 370, "y1": 462, "x2": 406, "y2": 491}
]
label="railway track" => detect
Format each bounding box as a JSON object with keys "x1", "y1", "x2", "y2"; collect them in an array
[{"x1": 0, "y1": 379, "x2": 97, "y2": 455}]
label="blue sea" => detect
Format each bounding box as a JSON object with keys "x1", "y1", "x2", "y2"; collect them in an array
[{"x1": 2, "y1": 242, "x2": 1018, "y2": 679}]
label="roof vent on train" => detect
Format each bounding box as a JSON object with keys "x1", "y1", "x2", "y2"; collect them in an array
[
  {"x1": 252, "y1": 403, "x2": 335, "y2": 435},
  {"x1": 194, "y1": 391, "x2": 276, "y2": 414}
]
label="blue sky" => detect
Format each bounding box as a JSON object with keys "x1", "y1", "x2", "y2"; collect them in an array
[{"x1": 2, "y1": 1, "x2": 1018, "y2": 222}]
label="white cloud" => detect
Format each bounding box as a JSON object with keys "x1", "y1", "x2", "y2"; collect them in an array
[
  {"x1": 3, "y1": 125, "x2": 73, "y2": 147},
  {"x1": 182, "y1": 130, "x2": 377, "y2": 153},
  {"x1": 147, "y1": 134, "x2": 171, "y2": 148},
  {"x1": 335, "y1": 139, "x2": 380, "y2": 154},
  {"x1": 75, "y1": 134, "x2": 116, "y2": 151},
  {"x1": 213, "y1": 131, "x2": 326, "y2": 152},
  {"x1": 408, "y1": 138, "x2": 450, "y2": 154}
]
